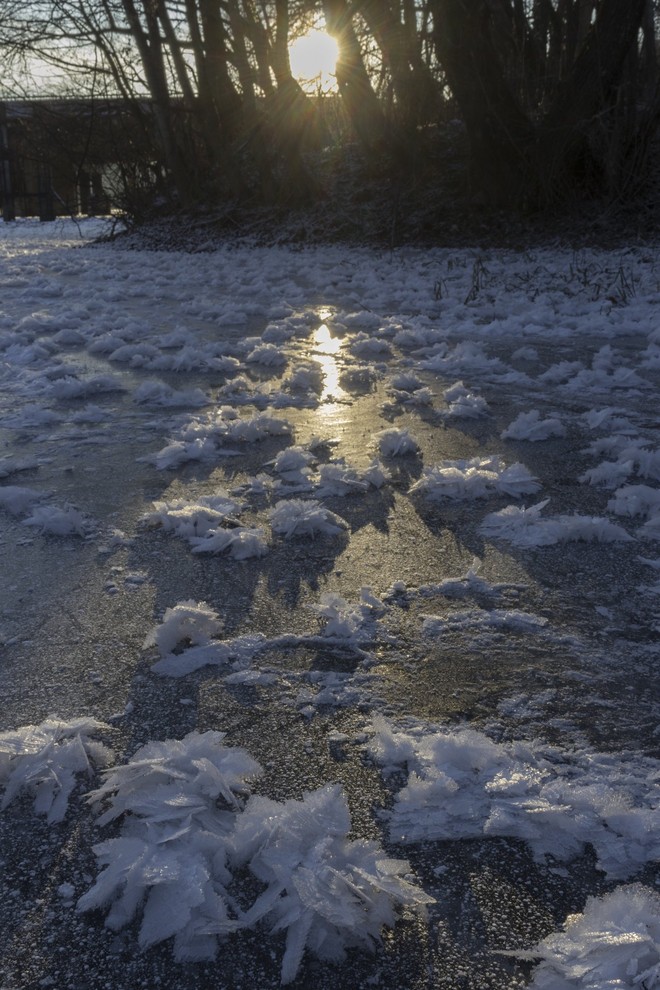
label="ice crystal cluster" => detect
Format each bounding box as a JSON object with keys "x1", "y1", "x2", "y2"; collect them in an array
[
  {"x1": 71, "y1": 732, "x2": 431, "y2": 983},
  {"x1": 368, "y1": 718, "x2": 660, "y2": 880},
  {"x1": 0, "y1": 717, "x2": 113, "y2": 822},
  {"x1": 525, "y1": 885, "x2": 660, "y2": 989}
]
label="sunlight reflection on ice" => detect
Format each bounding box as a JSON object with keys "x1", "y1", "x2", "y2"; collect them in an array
[{"x1": 313, "y1": 323, "x2": 347, "y2": 406}]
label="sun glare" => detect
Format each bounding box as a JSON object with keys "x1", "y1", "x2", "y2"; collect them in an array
[{"x1": 289, "y1": 29, "x2": 339, "y2": 93}]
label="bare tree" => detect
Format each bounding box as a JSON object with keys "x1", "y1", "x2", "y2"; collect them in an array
[{"x1": 430, "y1": 0, "x2": 658, "y2": 206}]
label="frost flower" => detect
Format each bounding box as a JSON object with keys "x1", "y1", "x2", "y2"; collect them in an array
[
  {"x1": 143, "y1": 600, "x2": 224, "y2": 657},
  {"x1": 0, "y1": 717, "x2": 113, "y2": 822},
  {"x1": 231, "y1": 783, "x2": 434, "y2": 985},
  {"x1": 525, "y1": 885, "x2": 660, "y2": 989},
  {"x1": 269, "y1": 499, "x2": 348, "y2": 539}
]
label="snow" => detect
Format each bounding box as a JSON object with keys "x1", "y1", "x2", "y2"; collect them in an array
[
  {"x1": 143, "y1": 601, "x2": 224, "y2": 656},
  {"x1": 501, "y1": 409, "x2": 566, "y2": 441},
  {"x1": 2, "y1": 219, "x2": 660, "y2": 988},
  {"x1": 230, "y1": 783, "x2": 433, "y2": 984}
]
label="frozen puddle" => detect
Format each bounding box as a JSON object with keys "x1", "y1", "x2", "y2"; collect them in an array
[{"x1": 1, "y1": 220, "x2": 660, "y2": 989}]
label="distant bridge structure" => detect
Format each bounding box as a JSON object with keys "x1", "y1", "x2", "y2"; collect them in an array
[{"x1": 0, "y1": 98, "x2": 154, "y2": 220}]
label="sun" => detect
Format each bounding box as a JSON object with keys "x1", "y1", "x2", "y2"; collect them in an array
[{"x1": 289, "y1": 28, "x2": 339, "y2": 93}]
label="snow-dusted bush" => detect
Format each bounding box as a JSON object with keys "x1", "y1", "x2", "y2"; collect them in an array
[
  {"x1": 269, "y1": 499, "x2": 348, "y2": 539},
  {"x1": 525, "y1": 885, "x2": 660, "y2": 989},
  {"x1": 410, "y1": 456, "x2": 539, "y2": 501},
  {"x1": 0, "y1": 717, "x2": 113, "y2": 822},
  {"x1": 230, "y1": 783, "x2": 434, "y2": 985}
]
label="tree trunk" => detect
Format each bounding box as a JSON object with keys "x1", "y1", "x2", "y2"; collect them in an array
[
  {"x1": 432, "y1": 0, "x2": 649, "y2": 207},
  {"x1": 432, "y1": 0, "x2": 535, "y2": 205},
  {"x1": 324, "y1": 0, "x2": 386, "y2": 148}
]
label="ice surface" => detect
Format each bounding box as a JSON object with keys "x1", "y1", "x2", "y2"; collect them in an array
[{"x1": 3, "y1": 223, "x2": 660, "y2": 987}]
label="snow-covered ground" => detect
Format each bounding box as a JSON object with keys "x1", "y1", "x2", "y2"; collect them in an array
[{"x1": 1, "y1": 218, "x2": 660, "y2": 989}]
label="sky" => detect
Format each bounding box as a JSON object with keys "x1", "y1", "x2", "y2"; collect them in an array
[{"x1": 0, "y1": 218, "x2": 660, "y2": 989}]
